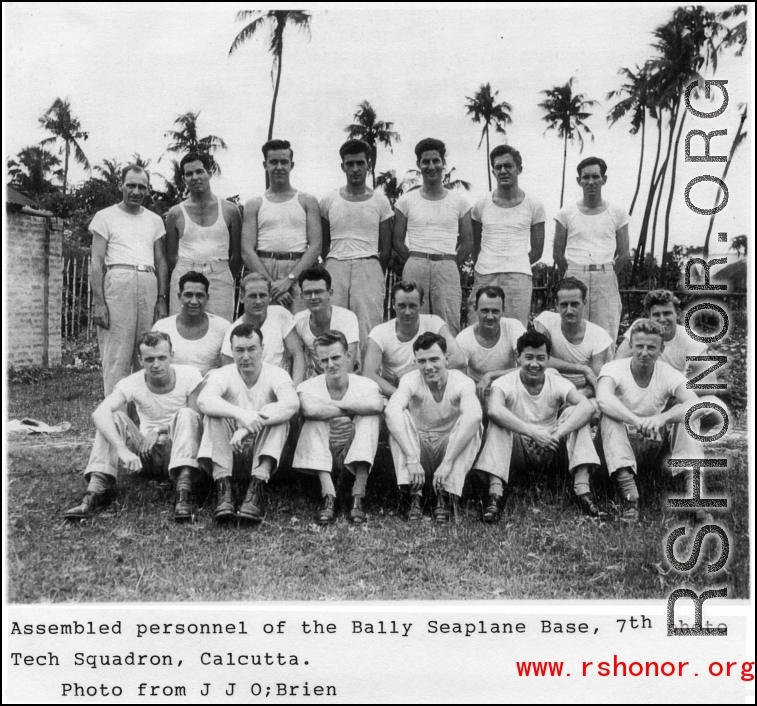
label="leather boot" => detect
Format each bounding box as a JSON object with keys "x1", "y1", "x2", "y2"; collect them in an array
[
  {"x1": 348, "y1": 495, "x2": 366, "y2": 524},
  {"x1": 407, "y1": 494, "x2": 423, "y2": 521},
  {"x1": 174, "y1": 488, "x2": 193, "y2": 523},
  {"x1": 317, "y1": 495, "x2": 336, "y2": 525},
  {"x1": 577, "y1": 493, "x2": 605, "y2": 519},
  {"x1": 213, "y1": 477, "x2": 235, "y2": 522},
  {"x1": 482, "y1": 494, "x2": 502, "y2": 524},
  {"x1": 64, "y1": 490, "x2": 113, "y2": 520},
  {"x1": 238, "y1": 477, "x2": 264, "y2": 523},
  {"x1": 433, "y1": 490, "x2": 451, "y2": 524}
]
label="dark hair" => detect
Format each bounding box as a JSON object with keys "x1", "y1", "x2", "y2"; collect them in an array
[
  {"x1": 298, "y1": 264, "x2": 331, "y2": 289},
  {"x1": 120, "y1": 164, "x2": 150, "y2": 184},
  {"x1": 489, "y1": 144, "x2": 522, "y2": 170},
  {"x1": 230, "y1": 322, "x2": 264, "y2": 346},
  {"x1": 554, "y1": 276, "x2": 588, "y2": 301},
  {"x1": 180, "y1": 151, "x2": 212, "y2": 174},
  {"x1": 314, "y1": 329, "x2": 348, "y2": 354},
  {"x1": 576, "y1": 156, "x2": 607, "y2": 177},
  {"x1": 339, "y1": 139, "x2": 371, "y2": 161},
  {"x1": 475, "y1": 285, "x2": 506, "y2": 307},
  {"x1": 178, "y1": 270, "x2": 210, "y2": 293},
  {"x1": 516, "y1": 330, "x2": 552, "y2": 356},
  {"x1": 391, "y1": 280, "x2": 425, "y2": 305},
  {"x1": 643, "y1": 289, "x2": 681, "y2": 313},
  {"x1": 414, "y1": 137, "x2": 446, "y2": 161},
  {"x1": 262, "y1": 139, "x2": 293, "y2": 161},
  {"x1": 138, "y1": 331, "x2": 171, "y2": 353},
  {"x1": 413, "y1": 331, "x2": 447, "y2": 354}
]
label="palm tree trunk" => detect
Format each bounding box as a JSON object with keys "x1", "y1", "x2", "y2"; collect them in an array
[
  {"x1": 660, "y1": 105, "x2": 688, "y2": 278},
  {"x1": 266, "y1": 45, "x2": 284, "y2": 189},
  {"x1": 485, "y1": 126, "x2": 491, "y2": 191},
  {"x1": 629, "y1": 110, "x2": 646, "y2": 215},
  {"x1": 559, "y1": 133, "x2": 567, "y2": 208},
  {"x1": 703, "y1": 111, "x2": 746, "y2": 258},
  {"x1": 63, "y1": 141, "x2": 70, "y2": 195},
  {"x1": 371, "y1": 145, "x2": 377, "y2": 189}
]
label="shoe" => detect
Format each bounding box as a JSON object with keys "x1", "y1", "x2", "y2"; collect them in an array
[
  {"x1": 64, "y1": 490, "x2": 113, "y2": 520},
  {"x1": 213, "y1": 478, "x2": 236, "y2": 522},
  {"x1": 407, "y1": 494, "x2": 423, "y2": 521},
  {"x1": 237, "y1": 477, "x2": 264, "y2": 523},
  {"x1": 348, "y1": 495, "x2": 366, "y2": 524},
  {"x1": 433, "y1": 491, "x2": 451, "y2": 524},
  {"x1": 482, "y1": 494, "x2": 502, "y2": 524},
  {"x1": 317, "y1": 495, "x2": 336, "y2": 525},
  {"x1": 620, "y1": 499, "x2": 640, "y2": 523},
  {"x1": 174, "y1": 488, "x2": 193, "y2": 523},
  {"x1": 577, "y1": 493, "x2": 605, "y2": 519}
]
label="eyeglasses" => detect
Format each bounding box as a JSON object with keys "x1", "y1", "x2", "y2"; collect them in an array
[{"x1": 302, "y1": 289, "x2": 328, "y2": 298}]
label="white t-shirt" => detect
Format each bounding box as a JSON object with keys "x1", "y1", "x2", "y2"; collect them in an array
[
  {"x1": 535, "y1": 311, "x2": 614, "y2": 388},
  {"x1": 622, "y1": 321, "x2": 707, "y2": 374},
  {"x1": 399, "y1": 369, "x2": 477, "y2": 434},
  {"x1": 114, "y1": 364, "x2": 202, "y2": 434},
  {"x1": 203, "y1": 363, "x2": 295, "y2": 413},
  {"x1": 471, "y1": 193, "x2": 546, "y2": 275},
  {"x1": 456, "y1": 318, "x2": 526, "y2": 383},
  {"x1": 599, "y1": 358, "x2": 686, "y2": 417},
  {"x1": 297, "y1": 373, "x2": 380, "y2": 403},
  {"x1": 493, "y1": 369, "x2": 576, "y2": 429},
  {"x1": 221, "y1": 307, "x2": 296, "y2": 368},
  {"x1": 555, "y1": 202, "x2": 630, "y2": 266},
  {"x1": 395, "y1": 189, "x2": 470, "y2": 255},
  {"x1": 89, "y1": 204, "x2": 165, "y2": 267},
  {"x1": 294, "y1": 306, "x2": 360, "y2": 374},
  {"x1": 320, "y1": 190, "x2": 393, "y2": 260},
  {"x1": 368, "y1": 314, "x2": 446, "y2": 386},
  {"x1": 152, "y1": 314, "x2": 230, "y2": 376}
]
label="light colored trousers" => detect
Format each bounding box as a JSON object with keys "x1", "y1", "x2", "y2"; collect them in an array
[
  {"x1": 170, "y1": 258, "x2": 235, "y2": 322},
  {"x1": 402, "y1": 257, "x2": 461, "y2": 335},
  {"x1": 565, "y1": 266, "x2": 621, "y2": 341},
  {"x1": 476, "y1": 406, "x2": 600, "y2": 483},
  {"x1": 84, "y1": 408, "x2": 202, "y2": 482},
  {"x1": 326, "y1": 257, "x2": 385, "y2": 356},
  {"x1": 97, "y1": 269, "x2": 157, "y2": 396},
  {"x1": 294, "y1": 414, "x2": 380, "y2": 475},
  {"x1": 389, "y1": 410, "x2": 482, "y2": 496},
  {"x1": 258, "y1": 255, "x2": 306, "y2": 314},
  {"x1": 467, "y1": 272, "x2": 532, "y2": 327},
  {"x1": 198, "y1": 408, "x2": 289, "y2": 481}
]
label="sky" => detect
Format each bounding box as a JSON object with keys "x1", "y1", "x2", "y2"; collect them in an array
[{"x1": 3, "y1": 2, "x2": 752, "y2": 262}]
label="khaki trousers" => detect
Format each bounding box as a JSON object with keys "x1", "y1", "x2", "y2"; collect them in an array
[
  {"x1": 565, "y1": 266, "x2": 621, "y2": 341},
  {"x1": 467, "y1": 272, "x2": 532, "y2": 327},
  {"x1": 402, "y1": 257, "x2": 461, "y2": 335},
  {"x1": 170, "y1": 258, "x2": 235, "y2": 322},
  {"x1": 293, "y1": 414, "x2": 380, "y2": 474},
  {"x1": 258, "y1": 256, "x2": 306, "y2": 314}
]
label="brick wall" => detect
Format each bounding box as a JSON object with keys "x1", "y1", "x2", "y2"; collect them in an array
[{"x1": 5, "y1": 212, "x2": 63, "y2": 367}]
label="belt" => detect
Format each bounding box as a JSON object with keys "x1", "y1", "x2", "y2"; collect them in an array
[
  {"x1": 177, "y1": 258, "x2": 229, "y2": 273},
  {"x1": 327, "y1": 255, "x2": 379, "y2": 262},
  {"x1": 107, "y1": 264, "x2": 155, "y2": 273},
  {"x1": 570, "y1": 263, "x2": 613, "y2": 272},
  {"x1": 408, "y1": 251, "x2": 456, "y2": 261},
  {"x1": 257, "y1": 251, "x2": 303, "y2": 261}
]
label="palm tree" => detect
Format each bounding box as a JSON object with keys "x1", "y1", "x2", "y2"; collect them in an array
[
  {"x1": 345, "y1": 101, "x2": 401, "y2": 187},
  {"x1": 94, "y1": 158, "x2": 123, "y2": 185},
  {"x1": 131, "y1": 153, "x2": 152, "y2": 169},
  {"x1": 38, "y1": 97, "x2": 90, "y2": 195},
  {"x1": 163, "y1": 111, "x2": 227, "y2": 175},
  {"x1": 538, "y1": 78, "x2": 596, "y2": 207},
  {"x1": 465, "y1": 83, "x2": 513, "y2": 189},
  {"x1": 376, "y1": 169, "x2": 403, "y2": 207},
  {"x1": 404, "y1": 167, "x2": 471, "y2": 193},
  {"x1": 229, "y1": 10, "x2": 312, "y2": 143},
  {"x1": 8, "y1": 146, "x2": 63, "y2": 196}
]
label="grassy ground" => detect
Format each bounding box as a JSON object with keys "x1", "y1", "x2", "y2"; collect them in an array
[{"x1": 7, "y1": 369, "x2": 750, "y2": 602}]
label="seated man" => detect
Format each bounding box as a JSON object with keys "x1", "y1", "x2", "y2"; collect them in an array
[
  {"x1": 385, "y1": 332, "x2": 482, "y2": 523},
  {"x1": 293, "y1": 265, "x2": 360, "y2": 377},
  {"x1": 456, "y1": 285, "x2": 525, "y2": 401},
  {"x1": 65, "y1": 332, "x2": 204, "y2": 522},
  {"x1": 221, "y1": 272, "x2": 305, "y2": 385},
  {"x1": 474, "y1": 330, "x2": 601, "y2": 522},
  {"x1": 153, "y1": 270, "x2": 231, "y2": 376},
  {"x1": 364, "y1": 280, "x2": 465, "y2": 398},
  {"x1": 534, "y1": 276, "x2": 614, "y2": 404},
  {"x1": 198, "y1": 323, "x2": 299, "y2": 523},
  {"x1": 596, "y1": 319, "x2": 703, "y2": 522},
  {"x1": 293, "y1": 331, "x2": 384, "y2": 524}
]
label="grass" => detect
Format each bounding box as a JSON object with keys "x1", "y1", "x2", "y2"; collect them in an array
[{"x1": 6, "y1": 369, "x2": 750, "y2": 602}]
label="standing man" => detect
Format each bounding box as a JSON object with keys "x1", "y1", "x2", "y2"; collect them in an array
[
  {"x1": 534, "y1": 276, "x2": 614, "y2": 403},
  {"x1": 153, "y1": 271, "x2": 230, "y2": 376},
  {"x1": 553, "y1": 157, "x2": 630, "y2": 341},
  {"x1": 165, "y1": 152, "x2": 242, "y2": 322},
  {"x1": 90, "y1": 165, "x2": 168, "y2": 395},
  {"x1": 393, "y1": 138, "x2": 472, "y2": 335},
  {"x1": 385, "y1": 332, "x2": 482, "y2": 522},
  {"x1": 468, "y1": 145, "x2": 545, "y2": 326},
  {"x1": 294, "y1": 331, "x2": 384, "y2": 525},
  {"x1": 198, "y1": 323, "x2": 300, "y2": 523},
  {"x1": 321, "y1": 139, "x2": 394, "y2": 355},
  {"x1": 241, "y1": 139, "x2": 322, "y2": 314}
]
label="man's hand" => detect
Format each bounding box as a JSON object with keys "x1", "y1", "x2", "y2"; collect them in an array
[
  {"x1": 236, "y1": 410, "x2": 268, "y2": 435},
  {"x1": 270, "y1": 277, "x2": 294, "y2": 304},
  {"x1": 138, "y1": 431, "x2": 163, "y2": 461},
  {"x1": 154, "y1": 297, "x2": 168, "y2": 322},
  {"x1": 476, "y1": 373, "x2": 493, "y2": 403},
  {"x1": 527, "y1": 425, "x2": 560, "y2": 451},
  {"x1": 231, "y1": 427, "x2": 251, "y2": 454},
  {"x1": 638, "y1": 414, "x2": 666, "y2": 440},
  {"x1": 433, "y1": 462, "x2": 451, "y2": 492},
  {"x1": 407, "y1": 459, "x2": 425, "y2": 493},
  {"x1": 584, "y1": 367, "x2": 598, "y2": 390},
  {"x1": 93, "y1": 301, "x2": 110, "y2": 330},
  {"x1": 117, "y1": 446, "x2": 142, "y2": 472}
]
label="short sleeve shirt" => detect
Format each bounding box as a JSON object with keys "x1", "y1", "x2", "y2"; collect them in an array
[
  {"x1": 152, "y1": 314, "x2": 230, "y2": 376},
  {"x1": 114, "y1": 364, "x2": 202, "y2": 434},
  {"x1": 395, "y1": 189, "x2": 470, "y2": 255},
  {"x1": 455, "y1": 318, "x2": 526, "y2": 382},
  {"x1": 320, "y1": 190, "x2": 393, "y2": 260},
  {"x1": 368, "y1": 315, "x2": 446, "y2": 386},
  {"x1": 294, "y1": 306, "x2": 360, "y2": 375},
  {"x1": 297, "y1": 373, "x2": 381, "y2": 403},
  {"x1": 598, "y1": 358, "x2": 686, "y2": 417},
  {"x1": 492, "y1": 369, "x2": 576, "y2": 429},
  {"x1": 203, "y1": 363, "x2": 295, "y2": 412},
  {"x1": 221, "y1": 307, "x2": 296, "y2": 368},
  {"x1": 399, "y1": 369, "x2": 478, "y2": 434},
  {"x1": 555, "y1": 202, "x2": 630, "y2": 266},
  {"x1": 89, "y1": 204, "x2": 165, "y2": 267},
  {"x1": 622, "y1": 322, "x2": 707, "y2": 375}
]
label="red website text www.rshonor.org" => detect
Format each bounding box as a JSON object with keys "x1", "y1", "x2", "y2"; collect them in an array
[{"x1": 516, "y1": 657, "x2": 754, "y2": 680}]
